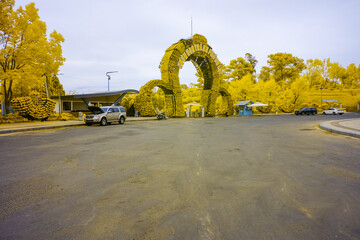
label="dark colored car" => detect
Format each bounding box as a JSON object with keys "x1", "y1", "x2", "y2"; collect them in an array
[{"x1": 295, "y1": 107, "x2": 317, "y2": 115}]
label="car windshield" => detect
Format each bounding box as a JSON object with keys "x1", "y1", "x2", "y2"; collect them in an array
[{"x1": 100, "y1": 107, "x2": 109, "y2": 112}]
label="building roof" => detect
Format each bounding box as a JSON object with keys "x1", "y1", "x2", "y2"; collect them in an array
[
  {"x1": 51, "y1": 89, "x2": 139, "y2": 102},
  {"x1": 72, "y1": 89, "x2": 138, "y2": 99}
]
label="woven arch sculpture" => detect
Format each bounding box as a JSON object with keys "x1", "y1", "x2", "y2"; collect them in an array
[{"x1": 137, "y1": 34, "x2": 233, "y2": 117}]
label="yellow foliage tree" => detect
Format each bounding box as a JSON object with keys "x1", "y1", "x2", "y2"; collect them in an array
[
  {"x1": 276, "y1": 77, "x2": 309, "y2": 113},
  {"x1": 252, "y1": 78, "x2": 280, "y2": 113},
  {"x1": 182, "y1": 86, "x2": 201, "y2": 105},
  {"x1": 259, "y1": 53, "x2": 306, "y2": 84},
  {"x1": 223, "y1": 53, "x2": 257, "y2": 81},
  {"x1": 228, "y1": 74, "x2": 255, "y2": 103},
  {"x1": 0, "y1": 1, "x2": 65, "y2": 114}
]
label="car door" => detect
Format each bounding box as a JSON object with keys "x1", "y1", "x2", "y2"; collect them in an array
[
  {"x1": 108, "y1": 107, "x2": 117, "y2": 122},
  {"x1": 113, "y1": 107, "x2": 120, "y2": 120},
  {"x1": 119, "y1": 107, "x2": 126, "y2": 117}
]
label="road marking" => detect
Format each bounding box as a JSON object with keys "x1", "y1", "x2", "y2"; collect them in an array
[
  {"x1": 267, "y1": 152, "x2": 272, "y2": 161},
  {"x1": 196, "y1": 152, "x2": 203, "y2": 176},
  {"x1": 199, "y1": 213, "x2": 215, "y2": 240},
  {"x1": 299, "y1": 207, "x2": 313, "y2": 219}
]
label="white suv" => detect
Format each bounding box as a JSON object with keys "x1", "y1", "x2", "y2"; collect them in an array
[{"x1": 85, "y1": 106, "x2": 126, "y2": 126}]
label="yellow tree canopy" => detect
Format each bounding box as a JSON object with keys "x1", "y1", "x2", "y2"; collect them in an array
[{"x1": 0, "y1": 1, "x2": 65, "y2": 113}]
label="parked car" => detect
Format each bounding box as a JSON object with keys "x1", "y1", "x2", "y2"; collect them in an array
[
  {"x1": 322, "y1": 108, "x2": 344, "y2": 115},
  {"x1": 295, "y1": 107, "x2": 317, "y2": 115},
  {"x1": 85, "y1": 106, "x2": 126, "y2": 126}
]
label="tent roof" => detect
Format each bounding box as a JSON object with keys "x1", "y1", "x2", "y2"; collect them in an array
[
  {"x1": 185, "y1": 102, "x2": 202, "y2": 106},
  {"x1": 248, "y1": 102, "x2": 269, "y2": 107}
]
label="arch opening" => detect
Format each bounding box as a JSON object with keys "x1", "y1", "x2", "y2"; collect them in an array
[{"x1": 179, "y1": 60, "x2": 200, "y2": 88}]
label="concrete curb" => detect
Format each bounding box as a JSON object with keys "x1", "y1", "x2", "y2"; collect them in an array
[
  {"x1": 0, "y1": 122, "x2": 85, "y2": 134},
  {"x1": 0, "y1": 117, "x2": 158, "y2": 135},
  {"x1": 126, "y1": 117, "x2": 158, "y2": 122},
  {"x1": 319, "y1": 119, "x2": 360, "y2": 138}
]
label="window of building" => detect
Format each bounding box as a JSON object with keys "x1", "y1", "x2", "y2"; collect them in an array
[{"x1": 63, "y1": 102, "x2": 71, "y2": 111}]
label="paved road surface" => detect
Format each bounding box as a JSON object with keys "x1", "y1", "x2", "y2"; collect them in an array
[{"x1": 0, "y1": 114, "x2": 359, "y2": 240}]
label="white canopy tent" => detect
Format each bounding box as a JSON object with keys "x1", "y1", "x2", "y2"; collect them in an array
[
  {"x1": 248, "y1": 102, "x2": 268, "y2": 107},
  {"x1": 184, "y1": 102, "x2": 203, "y2": 117},
  {"x1": 185, "y1": 102, "x2": 202, "y2": 107}
]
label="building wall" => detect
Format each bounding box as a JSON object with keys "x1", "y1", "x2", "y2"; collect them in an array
[{"x1": 52, "y1": 99, "x2": 115, "y2": 113}]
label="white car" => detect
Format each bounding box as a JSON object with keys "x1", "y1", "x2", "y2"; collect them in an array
[{"x1": 322, "y1": 108, "x2": 344, "y2": 115}]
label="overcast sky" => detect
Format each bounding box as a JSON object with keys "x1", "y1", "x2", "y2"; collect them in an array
[{"x1": 15, "y1": 0, "x2": 360, "y2": 93}]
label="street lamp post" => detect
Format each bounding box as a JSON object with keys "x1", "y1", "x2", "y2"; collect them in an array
[
  {"x1": 320, "y1": 86, "x2": 324, "y2": 110},
  {"x1": 106, "y1": 71, "x2": 118, "y2": 91}
]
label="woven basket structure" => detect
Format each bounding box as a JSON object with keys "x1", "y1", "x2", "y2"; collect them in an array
[{"x1": 11, "y1": 97, "x2": 56, "y2": 120}]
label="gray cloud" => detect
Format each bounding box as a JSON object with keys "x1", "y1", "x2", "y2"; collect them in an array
[{"x1": 15, "y1": 0, "x2": 360, "y2": 93}]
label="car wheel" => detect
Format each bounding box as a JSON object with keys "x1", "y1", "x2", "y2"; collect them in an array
[
  {"x1": 119, "y1": 116, "x2": 125, "y2": 124},
  {"x1": 86, "y1": 122, "x2": 92, "y2": 126},
  {"x1": 339, "y1": 113, "x2": 343, "y2": 115},
  {"x1": 100, "y1": 117, "x2": 107, "y2": 126},
  {"x1": 333, "y1": 112, "x2": 336, "y2": 115}
]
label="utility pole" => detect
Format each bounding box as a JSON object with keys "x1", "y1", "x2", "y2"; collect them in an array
[
  {"x1": 53, "y1": 73, "x2": 64, "y2": 116},
  {"x1": 0, "y1": 83, "x2": 6, "y2": 117},
  {"x1": 44, "y1": 74, "x2": 50, "y2": 98},
  {"x1": 106, "y1": 71, "x2": 118, "y2": 91}
]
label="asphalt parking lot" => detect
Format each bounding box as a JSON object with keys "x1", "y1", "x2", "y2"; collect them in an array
[{"x1": 0, "y1": 114, "x2": 359, "y2": 240}]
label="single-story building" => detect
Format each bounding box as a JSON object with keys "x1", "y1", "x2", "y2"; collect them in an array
[{"x1": 51, "y1": 89, "x2": 139, "y2": 114}]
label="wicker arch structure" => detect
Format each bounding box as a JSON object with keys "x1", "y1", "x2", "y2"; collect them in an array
[
  {"x1": 138, "y1": 34, "x2": 233, "y2": 117},
  {"x1": 136, "y1": 79, "x2": 174, "y2": 116},
  {"x1": 219, "y1": 87, "x2": 234, "y2": 116}
]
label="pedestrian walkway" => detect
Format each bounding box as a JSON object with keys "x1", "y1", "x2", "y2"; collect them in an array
[
  {"x1": 320, "y1": 118, "x2": 360, "y2": 138},
  {"x1": 0, "y1": 117, "x2": 157, "y2": 135}
]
